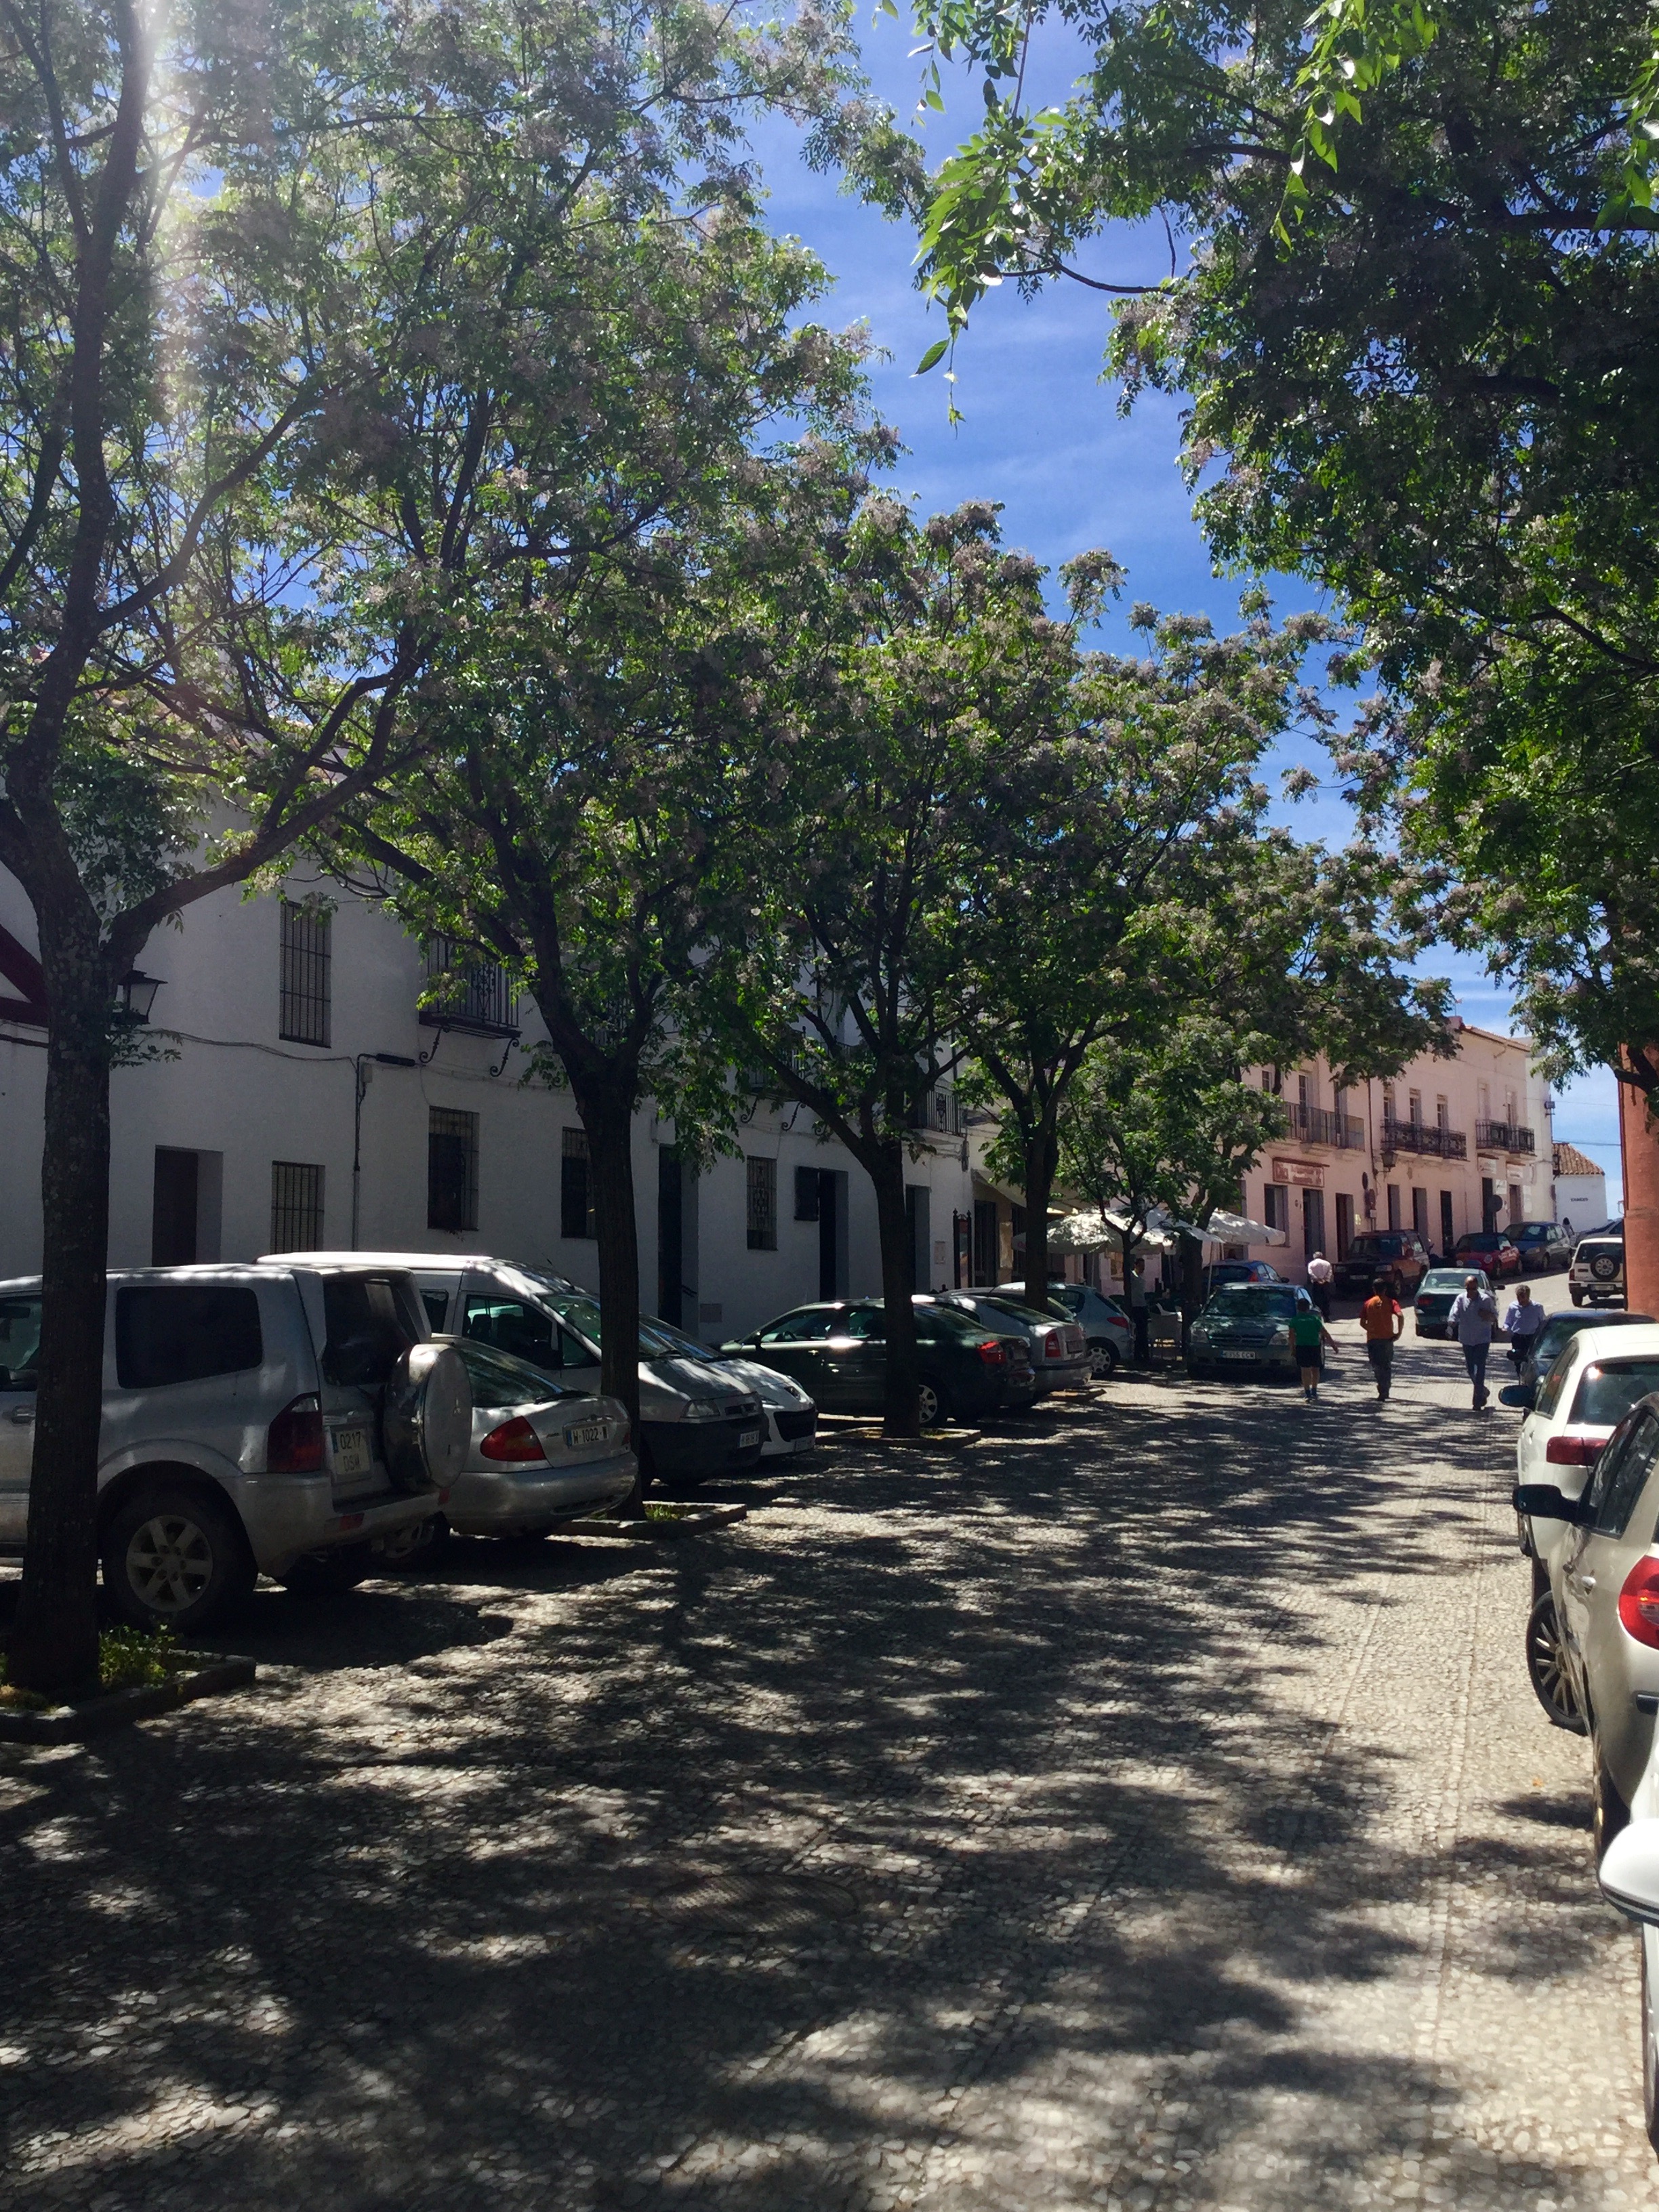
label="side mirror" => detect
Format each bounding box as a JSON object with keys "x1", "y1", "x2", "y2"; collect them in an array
[
  {"x1": 1512, "y1": 1482, "x2": 1586, "y2": 1522},
  {"x1": 1498, "y1": 1382, "x2": 1536, "y2": 1410},
  {"x1": 1600, "y1": 1822, "x2": 1659, "y2": 1927}
]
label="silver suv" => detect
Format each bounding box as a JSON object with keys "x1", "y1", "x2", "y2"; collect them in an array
[{"x1": 0, "y1": 1262, "x2": 469, "y2": 1633}]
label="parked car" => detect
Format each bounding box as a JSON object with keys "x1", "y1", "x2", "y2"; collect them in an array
[
  {"x1": 1413, "y1": 1267, "x2": 1494, "y2": 1339},
  {"x1": 1515, "y1": 1389, "x2": 1659, "y2": 1864},
  {"x1": 406, "y1": 1337, "x2": 634, "y2": 1547},
  {"x1": 724, "y1": 1299, "x2": 1037, "y2": 1426},
  {"x1": 1202, "y1": 1259, "x2": 1284, "y2": 1294},
  {"x1": 1185, "y1": 1283, "x2": 1317, "y2": 1382},
  {"x1": 268, "y1": 1254, "x2": 763, "y2": 1492},
  {"x1": 1511, "y1": 1326, "x2": 1659, "y2": 1729},
  {"x1": 1332, "y1": 1231, "x2": 1433, "y2": 1296},
  {"x1": 996, "y1": 1281, "x2": 1132, "y2": 1377},
  {"x1": 638, "y1": 1315, "x2": 817, "y2": 1459},
  {"x1": 1595, "y1": 1810, "x2": 1659, "y2": 2156},
  {"x1": 1511, "y1": 1221, "x2": 1574, "y2": 1275},
  {"x1": 922, "y1": 1292, "x2": 1092, "y2": 1397},
  {"x1": 0, "y1": 1261, "x2": 467, "y2": 1633},
  {"x1": 1451, "y1": 1229, "x2": 1523, "y2": 1281},
  {"x1": 1572, "y1": 1232, "x2": 1629, "y2": 1309},
  {"x1": 1500, "y1": 1309, "x2": 1657, "y2": 1406}
]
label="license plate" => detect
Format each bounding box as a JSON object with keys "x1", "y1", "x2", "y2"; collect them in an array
[
  {"x1": 1222, "y1": 1351, "x2": 1256, "y2": 1363},
  {"x1": 331, "y1": 1427, "x2": 372, "y2": 1479},
  {"x1": 739, "y1": 1427, "x2": 761, "y2": 1448},
  {"x1": 564, "y1": 1421, "x2": 608, "y2": 1449}
]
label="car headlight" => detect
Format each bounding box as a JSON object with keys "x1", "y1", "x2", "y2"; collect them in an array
[
  {"x1": 680, "y1": 1398, "x2": 725, "y2": 1422},
  {"x1": 1189, "y1": 1326, "x2": 1210, "y2": 1346},
  {"x1": 1269, "y1": 1326, "x2": 1290, "y2": 1345}
]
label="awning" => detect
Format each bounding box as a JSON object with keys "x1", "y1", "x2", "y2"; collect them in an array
[{"x1": 1206, "y1": 1209, "x2": 1288, "y2": 1248}]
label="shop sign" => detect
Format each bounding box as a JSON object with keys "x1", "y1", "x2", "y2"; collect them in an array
[{"x1": 1271, "y1": 1158, "x2": 1326, "y2": 1189}]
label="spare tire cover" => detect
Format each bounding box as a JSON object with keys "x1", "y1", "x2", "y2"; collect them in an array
[
  {"x1": 382, "y1": 1342, "x2": 472, "y2": 1492},
  {"x1": 1592, "y1": 1252, "x2": 1622, "y2": 1281}
]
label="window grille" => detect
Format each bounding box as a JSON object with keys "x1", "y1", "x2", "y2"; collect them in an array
[
  {"x1": 560, "y1": 1126, "x2": 596, "y2": 1240},
  {"x1": 279, "y1": 901, "x2": 331, "y2": 1046},
  {"x1": 270, "y1": 1161, "x2": 325, "y2": 1252},
  {"x1": 428, "y1": 1108, "x2": 478, "y2": 1232},
  {"x1": 421, "y1": 938, "x2": 517, "y2": 1036},
  {"x1": 747, "y1": 1156, "x2": 777, "y2": 1250}
]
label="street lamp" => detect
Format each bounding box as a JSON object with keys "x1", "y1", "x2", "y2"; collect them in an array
[{"x1": 117, "y1": 970, "x2": 163, "y2": 1023}]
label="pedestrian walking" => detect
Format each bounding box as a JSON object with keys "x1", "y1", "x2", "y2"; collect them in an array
[
  {"x1": 1449, "y1": 1273, "x2": 1498, "y2": 1410},
  {"x1": 1289, "y1": 1300, "x2": 1340, "y2": 1402},
  {"x1": 1360, "y1": 1275, "x2": 1404, "y2": 1401},
  {"x1": 1128, "y1": 1257, "x2": 1149, "y2": 1366},
  {"x1": 1503, "y1": 1282, "x2": 1547, "y2": 1374},
  {"x1": 1307, "y1": 1249, "x2": 1334, "y2": 1319}
]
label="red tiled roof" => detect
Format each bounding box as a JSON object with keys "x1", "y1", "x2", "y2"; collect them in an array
[{"x1": 1553, "y1": 1141, "x2": 1603, "y2": 1178}]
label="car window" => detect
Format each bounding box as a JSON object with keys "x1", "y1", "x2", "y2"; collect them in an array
[
  {"x1": 116, "y1": 1286, "x2": 264, "y2": 1391},
  {"x1": 419, "y1": 1288, "x2": 451, "y2": 1332},
  {"x1": 319, "y1": 1274, "x2": 423, "y2": 1389},
  {"x1": 454, "y1": 1338, "x2": 573, "y2": 1410},
  {"x1": 759, "y1": 1309, "x2": 840, "y2": 1344},
  {"x1": 463, "y1": 1295, "x2": 592, "y2": 1373},
  {"x1": 1204, "y1": 1288, "x2": 1297, "y2": 1319},
  {"x1": 1572, "y1": 1361, "x2": 1659, "y2": 1431},
  {"x1": 0, "y1": 1295, "x2": 41, "y2": 1390},
  {"x1": 842, "y1": 1307, "x2": 886, "y2": 1341},
  {"x1": 1589, "y1": 1413, "x2": 1659, "y2": 1537}
]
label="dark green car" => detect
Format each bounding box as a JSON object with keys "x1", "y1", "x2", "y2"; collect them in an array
[
  {"x1": 723, "y1": 1299, "x2": 1038, "y2": 1426},
  {"x1": 1185, "y1": 1284, "x2": 1316, "y2": 1380}
]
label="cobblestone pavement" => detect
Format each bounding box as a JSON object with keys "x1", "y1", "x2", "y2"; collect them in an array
[{"x1": 3, "y1": 1287, "x2": 1656, "y2": 2211}]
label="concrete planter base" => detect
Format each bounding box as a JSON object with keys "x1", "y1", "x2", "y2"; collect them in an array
[
  {"x1": 0, "y1": 1653, "x2": 257, "y2": 1746},
  {"x1": 560, "y1": 1503, "x2": 749, "y2": 1541}
]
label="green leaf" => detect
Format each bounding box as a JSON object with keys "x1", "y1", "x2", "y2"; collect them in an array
[{"x1": 914, "y1": 337, "x2": 950, "y2": 373}]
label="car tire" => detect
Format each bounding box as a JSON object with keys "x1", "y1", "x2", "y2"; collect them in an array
[
  {"x1": 916, "y1": 1380, "x2": 949, "y2": 1429},
  {"x1": 279, "y1": 1541, "x2": 375, "y2": 1597},
  {"x1": 1525, "y1": 1593, "x2": 1586, "y2": 1734},
  {"x1": 1090, "y1": 1340, "x2": 1118, "y2": 1378},
  {"x1": 375, "y1": 1516, "x2": 449, "y2": 1571},
  {"x1": 1594, "y1": 1738, "x2": 1632, "y2": 1863},
  {"x1": 101, "y1": 1483, "x2": 255, "y2": 1636},
  {"x1": 1570, "y1": 1288, "x2": 1584, "y2": 1306}
]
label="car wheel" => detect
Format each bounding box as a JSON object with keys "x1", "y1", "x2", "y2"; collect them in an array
[
  {"x1": 100, "y1": 1484, "x2": 255, "y2": 1636},
  {"x1": 1090, "y1": 1340, "x2": 1118, "y2": 1378},
  {"x1": 1525, "y1": 1593, "x2": 1586, "y2": 1734},
  {"x1": 1571, "y1": 1288, "x2": 1584, "y2": 1306},
  {"x1": 279, "y1": 1541, "x2": 375, "y2": 1597},
  {"x1": 1594, "y1": 1739, "x2": 1632, "y2": 1863},
  {"x1": 375, "y1": 1516, "x2": 448, "y2": 1570},
  {"x1": 916, "y1": 1380, "x2": 949, "y2": 1428}
]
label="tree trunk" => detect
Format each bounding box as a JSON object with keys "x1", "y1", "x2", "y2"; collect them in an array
[
  {"x1": 8, "y1": 931, "x2": 114, "y2": 1700},
  {"x1": 1179, "y1": 1231, "x2": 1204, "y2": 1321},
  {"x1": 1022, "y1": 1121, "x2": 1059, "y2": 1311},
  {"x1": 872, "y1": 1143, "x2": 922, "y2": 1437},
  {"x1": 573, "y1": 1083, "x2": 645, "y2": 1511}
]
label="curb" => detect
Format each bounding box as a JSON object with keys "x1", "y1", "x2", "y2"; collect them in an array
[{"x1": 0, "y1": 1653, "x2": 258, "y2": 1746}]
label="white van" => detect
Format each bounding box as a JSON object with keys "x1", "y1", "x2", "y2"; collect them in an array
[{"x1": 264, "y1": 1254, "x2": 763, "y2": 1491}]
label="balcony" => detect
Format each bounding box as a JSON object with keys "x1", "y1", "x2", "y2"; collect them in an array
[
  {"x1": 1475, "y1": 1120, "x2": 1536, "y2": 1155},
  {"x1": 906, "y1": 1086, "x2": 966, "y2": 1138},
  {"x1": 1382, "y1": 1115, "x2": 1468, "y2": 1160},
  {"x1": 1286, "y1": 1105, "x2": 1367, "y2": 1151},
  {"x1": 419, "y1": 939, "x2": 519, "y2": 1038}
]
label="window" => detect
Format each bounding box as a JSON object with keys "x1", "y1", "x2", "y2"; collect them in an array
[
  {"x1": 279, "y1": 899, "x2": 331, "y2": 1046},
  {"x1": 428, "y1": 1108, "x2": 478, "y2": 1233},
  {"x1": 270, "y1": 1162, "x2": 324, "y2": 1253},
  {"x1": 419, "y1": 1288, "x2": 451, "y2": 1332},
  {"x1": 842, "y1": 1306, "x2": 886, "y2": 1340},
  {"x1": 115, "y1": 1286, "x2": 262, "y2": 1391},
  {"x1": 1436, "y1": 1096, "x2": 1449, "y2": 1131},
  {"x1": 560, "y1": 1126, "x2": 596, "y2": 1240},
  {"x1": 462, "y1": 1294, "x2": 581, "y2": 1373},
  {"x1": 319, "y1": 1273, "x2": 423, "y2": 1389},
  {"x1": 1387, "y1": 1183, "x2": 1402, "y2": 1231},
  {"x1": 1297, "y1": 1073, "x2": 1309, "y2": 1111},
  {"x1": 794, "y1": 1166, "x2": 822, "y2": 1221},
  {"x1": 1588, "y1": 1414, "x2": 1659, "y2": 1538},
  {"x1": 1408, "y1": 1090, "x2": 1422, "y2": 1125},
  {"x1": 747, "y1": 1155, "x2": 777, "y2": 1251},
  {"x1": 1263, "y1": 1184, "x2": 1289, "y2": 1235},
  {"x1": 1573, "y1": 1361, "x2": 1659, "y2": 1433},
  {"x1": 0, "y1": 1295, "x2": 42, "y2": 1390}
]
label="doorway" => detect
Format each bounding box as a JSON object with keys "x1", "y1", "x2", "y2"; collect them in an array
[
  {"x1": 1441, "y1": 1190, "x2": 1456, "y2": 1254},
  {"x1": 657, "y1": 1146, "x2": 684, "y2": 1326},
  {"x1": 1301, "y1": 1187, "x2": 1326, "y2": 1262},
  {"x1": 150, "y1": 1147, "x2": 223, "y2": 1267}
]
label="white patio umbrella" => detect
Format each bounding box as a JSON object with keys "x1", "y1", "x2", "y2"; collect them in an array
[
  {"x1": 1205, "y1": 1208, "x2": 1287, "y2": 1248},
  {"x1": 1050, "y1": 1207, "x2": 1179, "y2": 1255}
]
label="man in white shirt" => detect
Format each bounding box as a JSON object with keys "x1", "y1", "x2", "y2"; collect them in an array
[
  {"x1": 1449, "y1": 1275, "x2": 1499, "y2": 1410},
  {"x1": 1307, "y1": 1250, "x2": 1334, "y2": 1318},
  {"x1": 1503, "y1": 1282, "x2": 1547, "y2": 1374}
]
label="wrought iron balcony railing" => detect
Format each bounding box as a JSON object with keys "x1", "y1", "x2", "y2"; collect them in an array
[
  {"x1": 1382, "y1": 1116, "x2": 1468, "y2": 1160},
  {"x1": 1475, "y1": 1120, "x2": 1536, "y2": 1155},
  {"x1": 1286, "y1": 1105, "x2": 1367, "y2": 1150}
]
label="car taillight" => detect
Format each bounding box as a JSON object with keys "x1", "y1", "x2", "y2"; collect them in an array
[
  {"x1": 480, "y1": 1416, "x2": 547, "y2": 1462},
  {"x1": 1546, "y1": 1433, "x2": 1607, "y2": 1466},
  {"x1": 266, "y1": 1393, "x2": 325, "y2": 1473},
  {"x1": 1042, "y1": 1331, "x2": 1063, "y2": 1359},
  {"x1": 1620, "y1": 1559, "x2": 1659, "y2": 1650},
  {"x1": 977, "y1": 1338, "x2": 1006, "y2": 1366}
]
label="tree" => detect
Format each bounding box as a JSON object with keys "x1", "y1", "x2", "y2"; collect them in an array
[
  {"x1": 0, "y1": 0, "x2": 855, "y2": 1696},
  {"x1": 703, "y1": 497, "x2": 1071, "y2": 1437}
]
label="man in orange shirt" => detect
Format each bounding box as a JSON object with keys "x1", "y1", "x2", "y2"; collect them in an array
[{"x1": 1360, "y1": 1272, "x2": 1406, "y2": 1401}]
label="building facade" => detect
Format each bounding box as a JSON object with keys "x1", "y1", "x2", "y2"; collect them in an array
[
  {"x1": 1551, "y1": 1141, "x2": 1610, "y2": 1234},
  {"x1": 0, "y1": 868, "x2": 974, "y2": 1345},
  {"x1": 1237, "y1": 1023, "x2": 1556, "y2": 1281}
]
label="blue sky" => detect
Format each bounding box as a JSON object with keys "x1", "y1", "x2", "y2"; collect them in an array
[{"x1": 745, "y1": 14, "x2": 1623, "y2": 1208}]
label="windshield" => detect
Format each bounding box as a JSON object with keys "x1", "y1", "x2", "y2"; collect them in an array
[
  {"x1": 1421, "y1": 1270, "x2": 1474, "y2": 1292},
  {"x1": 541, "y1": 1293, "x2": 694, "y2": 1361},
  {"x1": 1458, "y1": 1234, "x2": 1501, "y2": 1250},
  {"x1": 1202, "y1": 1288, "x2": 1298, "y2": 1320},
  {"x1": 1572, "y1": 1359, "x2": 1659, "y2": 1430},
  {"x1": 1349, "y1": 1237, "x2": 1400, "y2": 1258}
]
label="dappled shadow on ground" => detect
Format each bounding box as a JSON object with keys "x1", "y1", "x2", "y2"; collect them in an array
[{"x1": 0, "y1": 1340, "x2": 1628, "y2": 2211}]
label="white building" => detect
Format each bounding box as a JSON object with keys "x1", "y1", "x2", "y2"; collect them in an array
[
  {"x1": 0, "y1": 867, "x2": 973, "y2": 1342},
  {"x1": 1552, "y1": 1141, "x2": 1610, "y2": 1235}
]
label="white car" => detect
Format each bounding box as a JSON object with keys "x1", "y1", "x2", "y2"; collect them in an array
[
  {"x1": 1570, "y1": 1231, "x2": 1627, "y2": 1308},
  {"x1": 642, "y1": 1317, "x2": 818, "y2": 1458},
  {"x1": 1514, "y1": 1324, "x2": 1659, "y2": 1728}
]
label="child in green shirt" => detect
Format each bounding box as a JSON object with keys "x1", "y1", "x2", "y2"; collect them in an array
[{"x1": 1290, "y1": 1304, "x2": 1339, "y2": 1402}]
